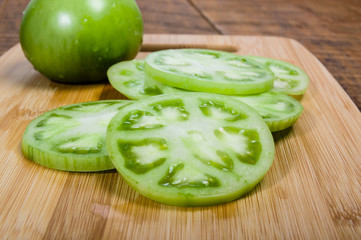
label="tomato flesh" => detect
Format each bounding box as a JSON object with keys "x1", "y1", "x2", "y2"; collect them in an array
[
  {"x1": 233, "y1": 92, "x2": 303, "y2": 131},
  {"x1": 106, "y1": 93, "x2": 275, "y2": 206},
  {"x1": 22, "y1": 100, "x2": 133, "y2": 172},
  {"x1": 248, "y1": 56, "x2": 309, "y2": 95},
  {"x1": 107, "y1": 59, "x2": 182, "y2": 100},
  {"x1": 145, "y1": 49, "x2": 275, "y2": 95}
]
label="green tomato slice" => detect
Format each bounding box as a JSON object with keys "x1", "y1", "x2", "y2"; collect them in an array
[
  {"x1": 22, "y1": 100, "x2": 133, "y2": 172},
  {"x1": 106, "y1": 93, "x2": 275, "y2": 206},
  {"x1": 233, "y1": 92, "x2": 303, "y2": 132},
  {"x1": 248, "y1": 56, "x2": 309, "y2": 95},
  {"x1": 144, "y1": 49, "x2": 275, "y2": 95},
  {"x1": 107, "y1": 60, "x2": 303, "y2": 132},
  {"x1": 107, "y1": 59, "x2": 182, "y2": 100}
]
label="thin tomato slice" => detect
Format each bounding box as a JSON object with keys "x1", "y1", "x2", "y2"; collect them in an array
[
  {"x1": 249, "y1": 56, "x2": 309, "y2": 95},
  {"x1": 106, "y1": 93, "x2": 275, "y2": 206},
  {"x1": 22, "y1": 100, "x2": 133, "y2": 172},
  {"x1": 145, "y1": 49, "x2": 275, "y2": 95},
  {"x1": 233, "y1": 92, "x2": 303, "y2": 131}
]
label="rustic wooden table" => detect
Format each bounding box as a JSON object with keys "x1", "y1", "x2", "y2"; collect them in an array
[{"x1": 0, "y1": 0, "x2": 360, "y2": 110}]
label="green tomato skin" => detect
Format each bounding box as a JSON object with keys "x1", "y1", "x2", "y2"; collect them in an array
[{"x1": 20, "y1": 0, "x2": 143, "y2": 83}]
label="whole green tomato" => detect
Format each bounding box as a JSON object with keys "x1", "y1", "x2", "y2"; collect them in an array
[{"x1": 20, "y1": 0, "x2": 143, "y2": 83}]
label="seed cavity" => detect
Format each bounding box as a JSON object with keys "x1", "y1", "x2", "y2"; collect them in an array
[
  {"x1": 158, "y1": 163, "x2": 220, "y2": 188},
  {"x1": 120, "y1": 110, "x2": 163, "y2": 130},
  {"x1": 141, "y1": 86, "x2": 163, "y2": 95},
  {"x1": 56, "y1": 134, "x2": 103, "y2": 153},
  {"x1": 151, "y1": 99, "x2": 189, "y2": 121},
  {"x1": 274, "y1": 78, "x2": 298, "y2": 89},
  {"x1": 118, "y1": 138, "x2": 168, "y2": 174},
  {"x1": 214, "y1": 127, "x2": 262, "y2": 165},
  {"x1": 199, "y1": 100, "x2": 247, "y2": 121},
  {"x1": 186, "y1": 131, "x2": 234, "y2": 172}
]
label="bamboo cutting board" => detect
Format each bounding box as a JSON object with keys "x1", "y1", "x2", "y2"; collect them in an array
[{"x1": 0, "y1": 34, "x2": 360, "y2": 239}]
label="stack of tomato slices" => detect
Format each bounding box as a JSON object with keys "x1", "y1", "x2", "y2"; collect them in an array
[{"x1": 22, "y1": 49, "x2": 309, "y2": 206}]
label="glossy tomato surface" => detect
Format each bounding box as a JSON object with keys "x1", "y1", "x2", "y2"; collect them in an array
[{"x1": 20, "y1": 0, "x2": 143, "y2": 83}]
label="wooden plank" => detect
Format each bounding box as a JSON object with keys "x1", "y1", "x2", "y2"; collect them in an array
[
  {"x1": 191, "y1": 0, "x2": 361, "y2": 110},
  {"x1": 137, "y1": 0, "x2": 218, "y2": 34},
  {"x1": 0, "y1": 34, "x2": 360, "y2": 239}
]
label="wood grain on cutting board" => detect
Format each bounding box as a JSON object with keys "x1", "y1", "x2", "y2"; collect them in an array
[{"x1": 0, "y1": 34, "x2": 360, "y2": 239}]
